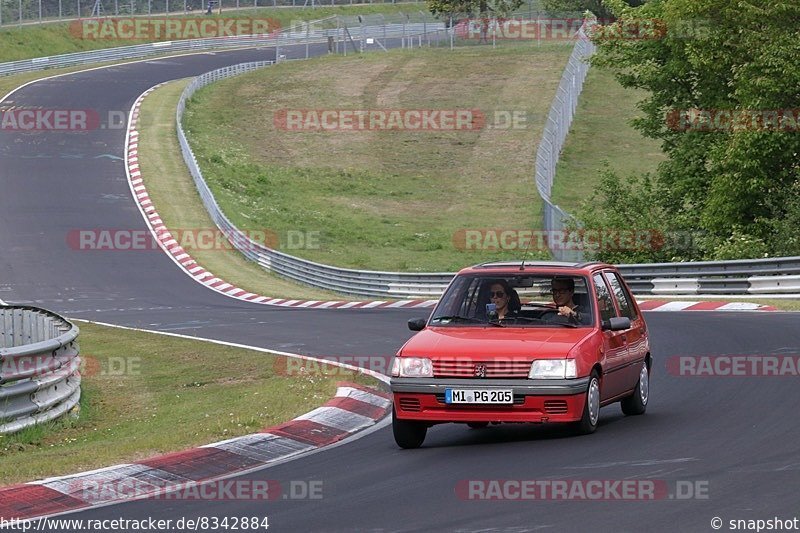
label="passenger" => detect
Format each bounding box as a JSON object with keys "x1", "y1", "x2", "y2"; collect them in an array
[{"x1": 487, "y1": 279, "x2": 521, "y2": 320}]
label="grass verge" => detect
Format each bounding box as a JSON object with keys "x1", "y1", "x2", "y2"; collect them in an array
[
  {"x1": 183, "y1": 43, "x2": 573, "y2": 272},
  {"x1": 0, "y1": 321, "x2": 380, "y2": 485},
  {"x1": 0, "y1": 4, "x2": 428, "y2": 62},
  {"x1": 550, "y1": 67, "x2": 666, "y2": 213},
  {"x1": 139, "y1": 79, "x2": 356, "y2": 301}
]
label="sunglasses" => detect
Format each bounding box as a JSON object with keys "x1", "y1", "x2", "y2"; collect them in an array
[{"x1": 489, "y1": 291, "x2": 506, "y2": 298}]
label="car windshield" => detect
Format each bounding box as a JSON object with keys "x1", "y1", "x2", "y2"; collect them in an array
[{"x1": 429, "y1": 273, "x2": 594, "y2": 327}]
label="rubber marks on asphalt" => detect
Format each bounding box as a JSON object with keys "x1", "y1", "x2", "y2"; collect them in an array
[
  {"x1": 124, "y1": 87, "x2": 437, "y2": 310},
  {"x1": 0, "y1": 384, "x2": 391, "y2": 520}
]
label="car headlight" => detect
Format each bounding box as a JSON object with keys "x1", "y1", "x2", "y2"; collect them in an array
[
  {"x1": 392, "y1": 357, "x2": 433, "y2": 378},
  {"x1": 528, "y1": 359, "x2": 577, "y2": 379}
]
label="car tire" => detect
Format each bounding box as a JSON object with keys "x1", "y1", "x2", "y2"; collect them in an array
[
  {"x1": 392, "y1": 408, "x2": 427, "y2": 449},
  {"x1": 574, "y1": 372, "x2": 601, "y2": 435},
  {"x1": 621, "y1": 362, "x2": 649, "y2": 416},
  {"x1": 467, "y1": 422, "x2": 489, "y2": 429}
]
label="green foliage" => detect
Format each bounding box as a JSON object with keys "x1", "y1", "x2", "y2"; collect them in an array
[
  {"x1": 540, "y1": 0, "x2": 644, "y2": 18},
  {"x1": 709, "y1": 229, "x2": 770, "y2": 261},
  {"x1": 574, "y1": 167, "x2": 696, "y2": 263},
  {"x1": 584, "y1": 0, "x2": 800, "y2": 260},
  {"x1": 427, "y1": 0, "x2": 524, "y2": 18}
]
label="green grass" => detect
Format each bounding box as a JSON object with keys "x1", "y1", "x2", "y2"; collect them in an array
[
  {"x1": 550, "y1": 67, "x2": 666, "y2": 213},
  {"x1": 183, "y1": 44, "x2": 573, "y2": 272},
  {"x1": 0, "y1": 4, "x2": 427, "y2": 62},
  {"x1": 0, "y1": 321, "x2": 381, "y2": 485},
  {"x1": 139, "y1": 79, "x2": 354, "y2": 300}
]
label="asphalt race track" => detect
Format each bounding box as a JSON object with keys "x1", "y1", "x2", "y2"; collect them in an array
[{"x1": 2, "y1": 43, "x2": 800, "y2": 532}]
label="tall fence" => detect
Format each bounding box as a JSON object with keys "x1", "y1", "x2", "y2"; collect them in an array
[
  {"x1": 0, "y1": 306, "x2": 81, "y2": 435},
  {"x1": 534, "y1": 20, "x2": 594, "y2": 262},
  {"x1": 0, "y1": 11, "x2": 445, "y2": 76},
  {"x1": 0, "y1": 0, "x2": 425, "y2": 27}
]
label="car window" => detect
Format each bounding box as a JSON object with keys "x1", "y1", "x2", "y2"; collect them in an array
[
  {"x1": 605, "y1": 272, "x2": 637, "y2": 320},
  {"x1": 593, "y1": 273, "x2": 618, "y2": 322},
  {"x1": 429, "y1": 273, "x2": 594, "y2": 327}
]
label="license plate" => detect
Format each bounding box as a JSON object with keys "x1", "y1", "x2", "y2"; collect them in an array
[{"x1": 445, "y1": 388, "x2": 513, "y2": 404}]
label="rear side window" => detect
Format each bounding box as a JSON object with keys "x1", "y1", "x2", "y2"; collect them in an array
[
  {"x1": 593, "y1": 274, "x2": 617, "y2": 322},
  {"x1": 605, "y1": 272, "x2": 638, "y2": 320}
]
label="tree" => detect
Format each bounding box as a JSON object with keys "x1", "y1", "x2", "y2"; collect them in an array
[
  {"x1": 583, "y1": 0, "x2": 800, "y2": 260},
  {"x1": 540, "y1": 0, "x2": 645, "y2": 19},
  {"x1": 427, "y1": 0, "x2": 524, "y2": 20}
]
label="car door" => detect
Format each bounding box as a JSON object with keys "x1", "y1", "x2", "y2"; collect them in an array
[
  {"x1": 604, "y1": 270, "x2": 647, "y2": 391},
  {"x1": 592, "y1": 272, "x2": 628, "y2": 401}
]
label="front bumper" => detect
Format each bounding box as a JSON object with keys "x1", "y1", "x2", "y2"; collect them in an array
[{"x1": 391, "y1": 377, "x2": 590, "y2": 423}]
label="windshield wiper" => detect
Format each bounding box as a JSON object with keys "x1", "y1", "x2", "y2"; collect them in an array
[
  {"x1": 431, "y1": 315, "x2": 504, "y2": 327},
  {"x1": 548, "y1": 321, "x2": 579, "y2": 328}
]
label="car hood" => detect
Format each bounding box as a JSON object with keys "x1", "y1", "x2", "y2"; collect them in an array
[{"x1": 399, "y1": 326, "x2": 594, "y2": 359}]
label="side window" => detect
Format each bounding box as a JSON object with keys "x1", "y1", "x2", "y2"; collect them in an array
[
  {"x1": 457, "y1": 278, "x2": 483, "y2": 318},
  {"x1": 593, "y1": 274, "x2": 617, "y2": 322},
  {"x1": 605, "y1": 272, "x2": 638, "y2": 320}
]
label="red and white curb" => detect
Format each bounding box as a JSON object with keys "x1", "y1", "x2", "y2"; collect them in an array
[
  {"x1": 0, "y1": 383, "x2": 390, "y2": 520},
  {"x1": 124, "y1": 86, "x2": 437, "y2": 311},
  {"x1": 636, "y1": 300, "x2": 777, "y2": 312}
]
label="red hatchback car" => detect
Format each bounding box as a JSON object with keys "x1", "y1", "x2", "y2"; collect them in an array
[{"x1": 390, "y1": 261, "x2": 651, "y2": 448}]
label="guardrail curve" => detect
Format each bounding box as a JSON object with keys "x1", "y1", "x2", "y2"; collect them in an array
[{"x1": 0, "y1": 305, "x2": 81, "y2": 435}]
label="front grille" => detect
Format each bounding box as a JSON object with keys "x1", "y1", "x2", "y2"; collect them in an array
[
  {"x1": 544, "y1": 400, "x2": 568, "y2": 414},
  {"x1": 398, "y1": 398, "x2": 421, "y2": 412},
  {"x1": 433, "y1": 359, "x2": 531, "y2": 379}
]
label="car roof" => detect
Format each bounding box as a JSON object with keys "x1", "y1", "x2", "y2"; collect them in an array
[{"x1": 459, "y1": 261, "x2": 613, "y2": 274}]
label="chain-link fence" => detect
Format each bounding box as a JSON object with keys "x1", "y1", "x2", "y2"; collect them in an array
[
  {"x1": 0, "y1": 0, "x2": 425, "y2": 27},
  {"x1": 534, "y1": 20, "x2": 594, "y2": 261}
]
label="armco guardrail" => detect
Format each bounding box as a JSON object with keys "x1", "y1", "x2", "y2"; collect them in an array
[
  {"x1": 617, "y1": 257, "x2": 800, "y2": 295},
  {"x1": 0, "y1": 306, "x2": 81, "y2": 435},
  {"x1": 0, "y1": 12, "x2": 442, "y2": 77}
]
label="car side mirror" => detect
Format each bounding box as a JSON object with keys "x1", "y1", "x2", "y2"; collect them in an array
[
  {"x1": 407, "y1": 318, "x2": 427, "y2": 331},
  {"x1": 602, "y1": 317, "x2": 631, "y2": 331}
]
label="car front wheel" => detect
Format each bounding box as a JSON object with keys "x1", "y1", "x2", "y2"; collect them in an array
[
  {"x1": 575, "y1": 372, "x2": 600, "y2": 435},
  {"x1": 621, "y1": 362, "x2": 649, "y2": 416},
  {"x1": 392, "y1": 408, "x2": 427, "y2": 449}
]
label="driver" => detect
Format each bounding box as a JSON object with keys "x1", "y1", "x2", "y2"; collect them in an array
[{"x1": 551, "y1": 276, "x2": 583, "y2": 323}]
